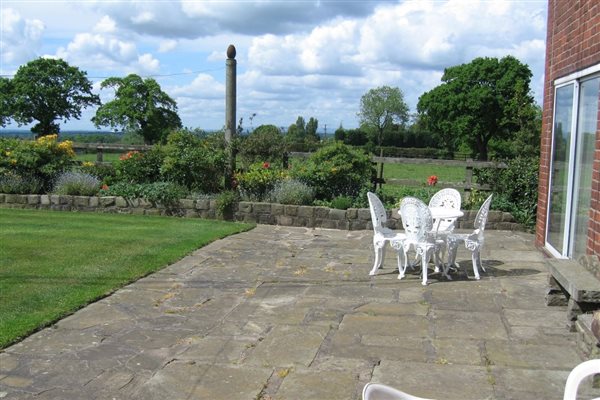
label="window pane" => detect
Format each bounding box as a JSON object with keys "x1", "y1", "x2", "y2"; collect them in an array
[
  {"x1": 547, "y1": 84, "x2": 574, "y2": 254},
  {"x1": 572, "y1": 77, "x2": 599, "y2": 256}
]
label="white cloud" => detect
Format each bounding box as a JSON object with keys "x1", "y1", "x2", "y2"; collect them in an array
[
  {"x1": 54, "y1": 25, "x2": 160, "y2": 75},
  {"x1": 171, "y1": 73, "x2": 225, "y2": 99},
  {"x1": 0, "y1": 8, "x2": 44, "y2": 65},
  {"x1": 94, "y1": 15, "x2": 116, "y2": 34},
  {"x1": 134, "y1": 53, "x2": 160, "y2": 74},
  {"x1": 158, "y1": 39, "x2": 177, "y2": 53}
]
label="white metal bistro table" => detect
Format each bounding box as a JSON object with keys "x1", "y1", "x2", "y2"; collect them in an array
[{"x1": 428, "y1": 206, "x2": 464, "y2": 233}]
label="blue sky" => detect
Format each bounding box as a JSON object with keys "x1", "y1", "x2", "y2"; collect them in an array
[{"x1": 1, "y1": 0, "x2": 548, "y2": 133}]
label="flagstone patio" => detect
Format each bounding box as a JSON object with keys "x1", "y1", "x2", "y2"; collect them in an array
[{"x1": 1, "y1": 225, "x2": 598, "y2": 400}]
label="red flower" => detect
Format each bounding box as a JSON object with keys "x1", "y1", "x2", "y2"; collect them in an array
[
  {"x1": 101, "y1": 184, "x2": 109, "y2": 190},
  {"x1": 427, "y1": 175, "x2": 438, "y2": 186},
  {"x1": 262, "y1": 162, "x2": 270, "y2": 169}
]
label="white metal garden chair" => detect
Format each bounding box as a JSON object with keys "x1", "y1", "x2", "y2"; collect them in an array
[
  {"x1": 367, "y1": 192, "x2": 406, "y2": 276},
  {"x1": 444, "y1": 194, "x2": 493, "y2": 280},
  {"x1": 363, "y1": 359, "x2": 600, "y2": 400},
  {"x1": 563, "y1": 359, "x2": 600, "y2": 400},
  {"x1": 398, "y1": 197, "x2": 446, "y2": 285},
  {"x1": 363, "y1": 383, "x2": 435, "y2": 400},
  {"x1": 428, "y1": 188, "x2": 462, "y2": 233}
]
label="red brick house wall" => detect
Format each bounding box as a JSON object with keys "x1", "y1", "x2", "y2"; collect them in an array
[{"x1": 536, "y1": 0, "x2": 600, "y2": 255}]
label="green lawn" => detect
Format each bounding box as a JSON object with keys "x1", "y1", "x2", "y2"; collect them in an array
[
  {"x1": 76, "y1": 152, "x2": 122, "y2": 163},
  {"x1": 379, "y1": 162, "x2": 468, "y2": 199},
  {"x1": 0, "y1": 208, "x2": 254, "y2": 348},
  {"x1": 381, "y1": 162, "x2": 466, "y2": 183}
]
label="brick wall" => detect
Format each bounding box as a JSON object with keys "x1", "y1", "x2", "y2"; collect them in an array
[{"x1": 536, "y1": 0, "x2": 600, "y2": 255}]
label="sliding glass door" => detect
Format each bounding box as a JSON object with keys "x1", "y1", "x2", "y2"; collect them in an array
[{"x1": 546, "y1": 75, "x2": 599, "y2": 258}]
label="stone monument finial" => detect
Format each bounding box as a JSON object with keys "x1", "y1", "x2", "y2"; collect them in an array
[{"x1": 227, "y1": 44, "x2": 236, "y2": 59}]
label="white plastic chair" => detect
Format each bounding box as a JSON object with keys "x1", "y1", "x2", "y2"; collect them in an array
[
  {"x1": 444, "y1": 194, "x2": 493, "y2": 280},
  {"x1": 399, "y1": 197, "x2": 446, "y2": 285},
  {"x1": 363, "y1": 360, "x2": 600, "y2": 400},
  {"x1": 428, "y1": 188, "x2": 462, "y2": 233},
  {"x1": 563, "y1": 359, "x2": 600, "y2": 400},
  {"x1": 363, "y1": 383, "x2": 435, "y2": 400},
  {"x1": 367, "y1": 192, "x2": 406, "y2": 276}
]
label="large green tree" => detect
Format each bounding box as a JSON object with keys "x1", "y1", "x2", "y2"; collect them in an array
[
  {"x1": 357, "y1": 86, "x2": 409, "y2": 149},
  {"x1": 10, "y1": 58, "x2": 100, "y2": 136},
  {"x1": 417, "y1": 56, "x2": 536, "y2": 160},
  {"x1": 0, "y1": 78, "x2": 12, "y2": 127},
  {"x1": 93, "y1": 74, "x2": 181, "y2": 144}
]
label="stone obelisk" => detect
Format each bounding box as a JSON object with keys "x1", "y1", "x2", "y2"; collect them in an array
[{"x1": 224, "y1": 44, "x2": 237, "y2": 189}]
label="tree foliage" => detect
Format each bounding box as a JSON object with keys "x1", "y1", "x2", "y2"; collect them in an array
[
  {"x1": 10, "y1": 58, "x2": 100, "y2": 136},
  {"x1": 93, "y1": 74, "x2": 182, "y2": 144},
  {"x1": 0, "y1": 78, "x2": 13, "y2": 127},
  {"x1": 417, "y1": 56, "x2": 536, "y2": 160},
  {"x1": 238, "y1": 124, "x2": 286, "y2": 166},
  {"x1": 357, "y1": 86, "x2": 409, "y2": 148}
]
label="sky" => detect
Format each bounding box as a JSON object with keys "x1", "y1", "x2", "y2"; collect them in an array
[{"x1": 0, "y1": 0, "x2": 548, "y2": 133}]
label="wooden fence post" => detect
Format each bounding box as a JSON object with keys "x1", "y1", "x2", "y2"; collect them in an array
[
  {"x1": 465, "y1": 158, "x2": 473, "y2": 193},
  {"x1": 96, "y1": 147, "x2": 103, "y2": 163}
]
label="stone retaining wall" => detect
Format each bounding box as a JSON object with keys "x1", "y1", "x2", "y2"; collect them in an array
[{"x1": 0, "y1": 193, "x2": 524, "y2": 231}]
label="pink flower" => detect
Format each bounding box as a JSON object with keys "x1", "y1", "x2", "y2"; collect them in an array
[
  {"x1": 262, "y1": 162, "x2": 270, "y2": 169},
  {"x1": 427, "y1": 175, "x2": 438, "y2": 186}
]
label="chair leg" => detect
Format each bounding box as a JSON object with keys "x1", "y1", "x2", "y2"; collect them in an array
[
  {"x1": 420, "y1": 248, "x2": 430, "y2": 286},
  {"x1": 471, "y1": 247, "x2": 481, "y2": 280},
  {"x1": 447, "y1": 242, "x2": 458, "y2": 268},
  {"x1": 396, "y1": 249, "x2": 406, "y2": 279},
  {"x1": 370, "y1": 245, "x2": 383, "y2": 276},
  {"x1": 477, "y1": 246, "x2": 486, "y2": 272}
]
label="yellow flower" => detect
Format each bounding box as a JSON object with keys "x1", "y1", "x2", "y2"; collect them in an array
[
  {"x1": 10, "y1": 159, "x2": 17, "y2": 165},
  {"x1": 57, "y1": 140, "x2": 75, "y2": 157},
  {"x1": 36, "y1": 134, "x2": 58, "y2": 144},
  {"x1": 82, "y1": 161, "x2": 94, "y2": 167},
  {"x1": 4, "y1": 151, "x2": 11, "y2": 156}
]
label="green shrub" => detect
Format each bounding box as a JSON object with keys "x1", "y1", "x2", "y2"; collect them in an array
[
  {"x1": 79, "y1": 162, "x2": 117, "y2": 185},
  {"x1": 115, "y1": 147, "x2": 164, "y2": 184},
  {"x1": 100, "y1": 181, "x2": 187, "y2": 207},
  {"x1": 475, "y1": 156, "x2": 539, "y2": 229},
  {"x1": 0, "y1": 172, "x2": 43, "y2": 194},
  {"x1": 291, "y1": 142, "x2": 374, "y2": 201},
  {"x1": 238, "y1": 125, "x2": 286, "y2": 167},
  {"x1": 0, "y1": 135, "x2": 75, "y2": 192},
  {"x1": 160, "y1": 130, "x2": 227, "y2": 193},
  {"x1": 329, "y1": 195, "x2": 354, "y2": 210},
  {"x1": 53, "y1": 171, "x2": 101, "y2": 196},
  {"x1": 216, "y1": 190, "x2": 239, "y2": 218},
  {"x1": 235, "y1": 161, "x2": 287, "y2": 201},
  {"x1": 268, "y1": 179, "x2": 315, "y2": 205}
]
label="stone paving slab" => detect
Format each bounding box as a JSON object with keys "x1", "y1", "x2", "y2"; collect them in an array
[{"x1": 1, "y1": 226, "x2": 599, "y2": 400}]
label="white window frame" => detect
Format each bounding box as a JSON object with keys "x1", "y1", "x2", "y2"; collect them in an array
[{"x1": 545, "y1": 63, "x2": 600, "y2": 258}]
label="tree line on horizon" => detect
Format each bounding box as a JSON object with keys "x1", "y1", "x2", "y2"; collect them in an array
[{"x1": 0, "y1": 55, "x2": 540, "y2": 160}]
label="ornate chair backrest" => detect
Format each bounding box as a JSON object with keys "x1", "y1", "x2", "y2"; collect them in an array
[
  {"x1": 399, "y1": 197, "x2": 433, "y2": 242},
  {"x1": 474, "y1": 194, "x2": 493, "y2": 240},
  {"x1": 428, "y1": 188, "x2": 462, "y2": 231},
  {"x1": 367, "y1": 192, "x2": 387, "y2": 233},
  {"x1": 429, "y1": 188, "x2": 461, "y2": 209}
]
